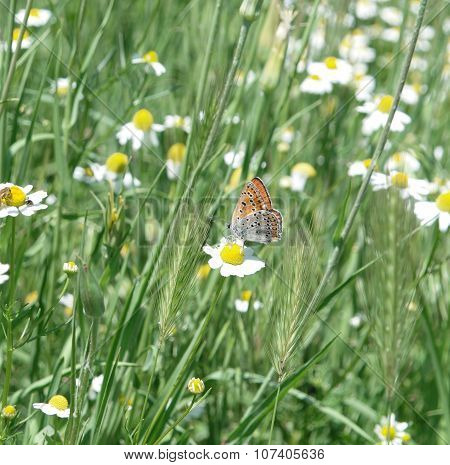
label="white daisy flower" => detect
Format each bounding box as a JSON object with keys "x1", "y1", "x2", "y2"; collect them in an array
[
  {"x1": 380, "y1": 7, "x2": 403, "y2": 26},
  {"x1": 224, "y1": 145, "x2": 245, "y2": 169},
  {"x1": 370, "y1": 171, "x2": 432, "y2": 200},
  {"x1": 33, "y1": 395, "x2": 70, "y2": 419},
  {"x1": 50, "y1": 77, "x2": 76, "y2": 97},
  {"x1": 414, "y1": 192, "x2": 450, "y2": 232},
  {"x1": 104, "y1": 153, "x2": 141, "y2": 190},
  {"x1": 88, "y1": 374, "x2": 104, "y2": 400},
  {"x1": 10, "y1": 28, "x2": 33, "y2": 51},
  {"x1": 357, "y1": 95, "x2": 411, "y2": 136},
  {"x1": 164, "y1": 115, "x2": 191, "y2": 133},
  {"x1": 15, "y1": 8, "x2": 52, "y2": 27},
  {"x1": 73, "y1": 163, "x2": 106, "y2": 184},
  {"x1": 280, "y1": 163, "x2": 317, "y2": 192},
  {"x1": 339, "y1": 30, "x2": 375, "y2": 64},
  {"x1": 374, "y1": 414, "x2": 410, "y2": 445},
  {"x1": 385, "y1": 151, "x2": 420, "y2": 173},
  {"x1": 131, "y1": 50, "x2": 166, "y2": 76},
  {"x1": 380, "y1": 27, "x2": 400, "y2": 43},
  {"x1": 276, "y1": 126, "x2": 295, "y2": 152},
  {"x1": 203, "y1": 238, "x2": 265, "y2": 278},
  {"x1": 355, "y1": 0, "x2": 378, "y2": 20},
  {"x1": 63, "y1": 261, "x2": 78, "y2": 275},
  {"x1": 166, "y1": 143, "x2": 186, "y2": 181},
  {"x1": 300, "y1": 74, "x2": 332, "y2": 94},
  {"x1": 352, "y1": 68, "x2": 375, "y2": 102},
  {"x1": 0, "y1": 183, "x2": 48, "y2": 218},
  {"x1": 116, "y1": 109, "x2": 165, "y2": 150},
  {"x1": 0, "y1": 263, "x2": 9, "y2": 285},
  {"x1": 433, "y1": 146, "x2": 444, "y2": 161},
  {"x1": 307, "y1": 56, "x2": 353, "y2": 85},
  {"x1": 234, "y1": 290, "x2": 262, "y2": 313},
  {"x1": 59, "y1": 293, "x2": 74, "y2": 317},
  {"x1": 400, "y1": 83, "x2": 424, "y2": 105},
  {"x1": 348, "y1": 158, "x2": 374, "y2": 177}
]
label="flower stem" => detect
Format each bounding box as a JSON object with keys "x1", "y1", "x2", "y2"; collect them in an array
[{"x1": 268, "y1": 383, "x2": 281, "y2": 445}]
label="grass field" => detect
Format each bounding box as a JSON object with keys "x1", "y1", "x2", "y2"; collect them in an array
[{"x1": 0, "y1": 0, "x2": 449, "y2": 445}]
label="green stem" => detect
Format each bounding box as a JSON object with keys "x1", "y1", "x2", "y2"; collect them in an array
[
  {"x1": 135, "y1": 341, "x2": 162, "y2": 442},
  {"x1": 268, "y1": 383, "x2": 281, "y2": 445},
  {"x1": 0, "y1": 0, "x2": 33, "y2": 119}
]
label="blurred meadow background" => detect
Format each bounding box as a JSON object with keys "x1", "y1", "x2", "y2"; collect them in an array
[{"x1": 0, "y1": 0, "x2": 449, "y2": 445}]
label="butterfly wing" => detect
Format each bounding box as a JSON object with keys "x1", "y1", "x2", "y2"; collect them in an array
[
  {"x1": 231, "y1": 209, "x2": 282, "y2": 244},
  {"x1": 231, "y1": 177, "x2": 272, "y2": 224}
]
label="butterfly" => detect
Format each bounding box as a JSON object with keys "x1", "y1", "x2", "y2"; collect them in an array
[{"x1": 229, "y1": 177, "x2": 282, "y2": 244}]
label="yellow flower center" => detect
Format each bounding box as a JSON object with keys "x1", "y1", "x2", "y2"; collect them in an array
[
  {"x1": 167, "y1": 143, "x2": 186, "y2": 162},
  {"x1": 132, "y1": 109, "x2": 154, "y2": 131},
  {"x1": 12, "y1": 28, "x2": 29, "y2": 41},
  {"x1": 381, "y1": 425, "x2": 397, "y2": 441},
  {"x1": 143, "y1": 50, "x2": 159, "y2": 63},
  {"x1": 391, "y1": 172, "x2": 409, "y2": 189},
  {"x1": 25, "y1": 290, "x2": 38, "y2": 305},
  {"x1": 436, "y1": 192, "x2": 450, "y2": 213},
  {"x1": 220, "y1": 243, "x2": 245, "y2": 266},
  {"x1": 2, "y1": 405, "x2": 16, "y2": 418},
  {"x1": 412, "y1": 82, "x2": 421, "y2": 93},
  {"x1": 30, "y1": 8, "x2": 41, "y2": 17},
  {"x1": 354, "y1": 72, "x2": 365, "y2": 82},
  {"x1": 402, "y1": 433, "x2": 411, "y2": 443},
  {"x1": 56, "y1": 82, "x2": 69, "y2": 97},
  {"x1": 106, "y1": 152, "x2": 129, "y2": 173},
  {"x1": 377, "y1": 95, "x2": 394, "y2": 113},
  {"x1": 362, "y1": 158, "x2": 372, "y2": 169},
  {"x1": 197, "y1": 264, "x2": 211, "y2": 280},
  {"x1": 84, "y1": 166, "x2": 94, "y2": 177},
  {"x1": 310, "y1": 74, "x2": 321, "y2": 81},
  {"x1": 48, "y1": 395, "x2": 69, "y2": 411},
  {"x1": 292, "y1": 162, "x2": 317, "y2": 178},
  {"x1": 392, "y1": 152, "x2": 404, "y2": 163},
  {"x1": 324, "y1": 56, "x2": 337, "y2": 69},
  {"x1": 64, "y1": 306, "x2": 73, "y2": 318},
  {"x1": 1, "y1": 185, "x2": 27, "y2": 207},
  {"x1": 241, "y1": 290, "x2": 252, "y2": 301}
]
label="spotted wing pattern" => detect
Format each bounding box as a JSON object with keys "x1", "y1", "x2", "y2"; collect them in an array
[{"x1": 230, "y1": 177, "x2": 282, "y2": 243}]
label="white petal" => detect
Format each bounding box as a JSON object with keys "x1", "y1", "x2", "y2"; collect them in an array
[
  {"x1": 23, "y1": 185, "x2": 33, "y2": 194},
  {"x1": 0, "y1": 275, "x2": 10, "y2": 284},
  {"x1": 28, "y1": 190, "x2": 48, "y2": 204},
  {"x1": 0, "y1": 207, "x2": 19, "y2": 218},
  {"x1": 41, "y1": 404, "x2": 58, "y2": 416},
  {"x1": 151, "y1": 62, "x2": 166, "y2": 76},
  {"x1": 0, "y1": 263, "x2": 10, "y2": 275},
  {"x1": 235, "y1": 299, "x2": 249, "y2": 312},
  {"x1": 56, "y1": 408, "x2": 70, "y2": 418},
  {"x1": 438, "y1": 213, "x2": 450, "y2": 232}
]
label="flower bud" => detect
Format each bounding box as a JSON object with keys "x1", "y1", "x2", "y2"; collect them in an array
[
  {"x1": 2, "y1": 405, "x2": 17, "y2": 419},
  {"x1": 187, "y1": 377, "x2": 205, "y2": 395},
  {"x1": 63, "y1": 261, "x2": 78, "y2": 276},
  {"x1": 239, "y1": 0, "x2": 262, "y2": 22}
]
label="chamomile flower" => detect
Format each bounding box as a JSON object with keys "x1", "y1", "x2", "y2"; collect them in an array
[
  {"x1": 166, "y1": 143, "x2": 186, "y2": 180},
  {"x1": 401, "y1": 83, "x2": 424, "y2": 105},
  {"x1": 374, "y1": 414, "x2": 410, "y2": 445},
  {"x1": 2, "y1": 405, "x2": 17, "y2": 419},
  {"x1": 131, "y1": 50, "x2": 166, "y2": 76},
  {"x1": 224, "y1": 145, "x2": 245, "y2": 169},
  {"x1": 349, "y1": 313, "x2": 365, "y2": 328},
  {"x1": 348, "y1": 158, "x2": 374, "y2": 177},
  {"x1": 414, "y1": 191, "x2": 450, "y2": 232},
  {"x1": 104, "y1": 153, "x2": 141, "y2": 190},
  {"x1": 380, "y1": 7, "x2": 403, "y2": 26},
  {"x1": 385, "y1": 151, "x2": 420, "y2": 173},
  {"x1": 0, "y1": 263, "x2": 9, "y2": 285},
  {"x1": 280, "y1": 163, "x2": 317, "y2": 192},
  {"x1": 352, "y1": 68, "x2": 375, "y2": 102},
  {"x1": 0, "y1": 183, "x2": 48, "y2": 218},
  {"x1": 11, "y1": 28, "x2": 33, "y2": 51},
  {"x1": 187, "y1": 378, "x2": 205, "y2": 395},
  {"x1": 50, "y1": 77, "x2": 76, "y2": 97},
  {"x1": 59, "y1": 293, "x2": 74, "y2": 318},
  {"x1": 234, "y1": 290, "x2": 262, "y2": 313},
  {"x1": 63, "y1": 261, "x2": 78, "y2": 275},
  {"x1": 73, "y1": 163, "x2": 105, "y2": 184},
  {"x1": 203, "y1": 238, "x2": 265, "y2": 278},
  {"x1": 15, "y1": 8, "x2": 52, "y2": 27},
  {"x1": 88, "y1": 375, "x2": 104, "y2": 400},
  {"x1": 357, "y1": 95, "x2": 411, "y2": 135},
  {"x1": 339, "y1": 30, "x2": 375, "y2": 64},
  {"x1": 380, "y1": 27, "x2": 400, "y2": 43},
  {"x1": 276, "y1": 126, "x2": 295, "y2": 152},
  {"x1": 164, "y1": 115, "x2": 192, "y2": 133},
  {"x1": 33, "y1": 395, "x2": 70, "y2": 418},
  {"x1": 307, "y1": 56, "x2": 353, "y2": 85},
  {"x1": 355, "y1": 0, "x2": 378, "y2": 20},
  {"x1": 116, "y1": 109, "x2": 164, "y2": 150},
  {"x1": 300, "y1": 74, "x2": 332, "y2": 95},
  {"x1": 370, "y1": 171, "x2": 432, "y2": 200}
]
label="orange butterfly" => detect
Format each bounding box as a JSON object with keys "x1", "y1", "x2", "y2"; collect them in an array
[{"x1": 229, "y1": 177, "x2": 282, "y2": 244}]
